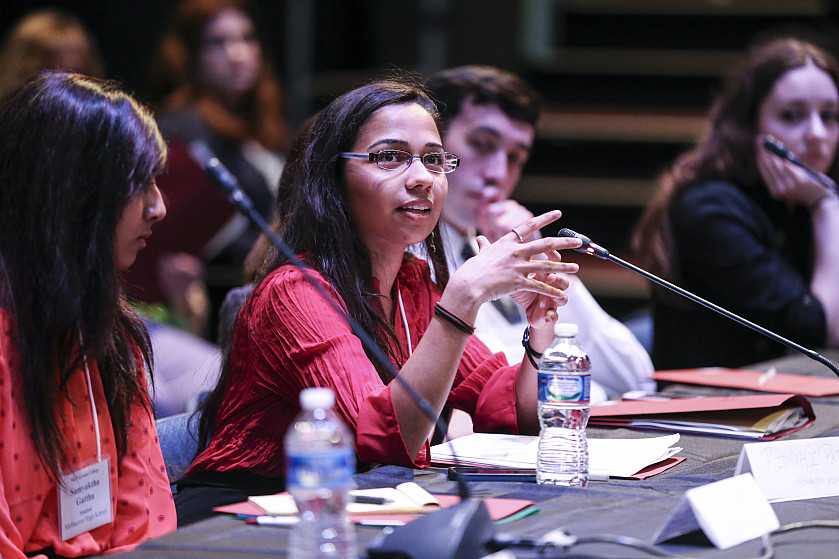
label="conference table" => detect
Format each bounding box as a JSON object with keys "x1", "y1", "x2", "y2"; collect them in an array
[{"x1": 118, "y1": 350, "x2": 839, "y2": 558}]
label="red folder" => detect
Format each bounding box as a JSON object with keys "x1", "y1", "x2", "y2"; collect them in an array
[
  {"x1": 590, "y1": 393, "x2": 814, "y2": 440},
  {"x1": 653, "y1": 368, "x2": 839, "y2": 396}
]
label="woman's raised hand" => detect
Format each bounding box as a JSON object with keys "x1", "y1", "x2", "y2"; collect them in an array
[{"x1": 452, "y1": 210, "x2": 582, "y2": 316}]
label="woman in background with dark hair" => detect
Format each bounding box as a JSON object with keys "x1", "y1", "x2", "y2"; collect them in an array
[
  {"x1": 0, "y1": 72, "x2": 174, "y2": 558},
  {"x1": 633, "y1": 37, "x2": 839, "y2": 369},
  {"x1": 174, "y1": 77, "x2": 582, "y2": 524},
  {"x1": 127, "y1": 0, "x2": 289, "y2": 340}
]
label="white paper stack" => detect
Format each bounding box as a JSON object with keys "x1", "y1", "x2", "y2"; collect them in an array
[{"x1": 431, "y1": 433, "x2": 681, "y2": 478}]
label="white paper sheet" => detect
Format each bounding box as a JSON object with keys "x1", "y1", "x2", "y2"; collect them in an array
[{"x1": 431, "y1": 433, "x2": 681, "y2": 478}]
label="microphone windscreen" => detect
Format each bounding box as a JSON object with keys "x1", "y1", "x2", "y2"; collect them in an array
[
  {"x1": 558, "y1": 228, "x2": 609, "y2": 258},
  {"x1": 559, "y1": 228, "x2": 591, "y2": 247}
]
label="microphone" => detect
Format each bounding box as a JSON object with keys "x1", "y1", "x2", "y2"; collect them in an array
[
  {"x1": 196, "y1": 146, "x2": 495, "y2": 559},
  {"x1": 762, "y1": 135, "x2": 839, "y2": 196},
  {"x1": 204, "y1": 158, "x2": 255, "y2": 212},
  {"x1": 558, "y1": 228, "x2": 839, "y2": 379},
  {"x1": 189, "y1": 140, "x2": 256, "y2": 214}
]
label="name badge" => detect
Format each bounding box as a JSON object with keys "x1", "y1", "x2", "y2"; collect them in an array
[{"x1": 58, "y1": 458, "x2": 113, "y2": 541}]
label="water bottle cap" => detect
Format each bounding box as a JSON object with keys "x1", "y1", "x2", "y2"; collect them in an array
[
  {"x1": 299, "y1": 387, "x2": 336, "y2": 410},
  {"x1": 553, "y1": 322, "x2": 579, "y2": 337}
]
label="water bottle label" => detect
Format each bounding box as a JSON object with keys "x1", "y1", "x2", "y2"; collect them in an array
[
  {"x1": 286, "y1": 448, "x2": 355, "y2": 489},
  {"x1": 538, "y1": 373, "x2": 590, "y2": 404}
]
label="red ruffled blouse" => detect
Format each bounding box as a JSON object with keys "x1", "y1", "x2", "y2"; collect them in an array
[{"x1": 189, "y1": 254, "x2": 520, "y2": 476}]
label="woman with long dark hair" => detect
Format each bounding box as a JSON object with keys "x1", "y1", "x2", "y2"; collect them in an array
[
  {"x1": 633, "y1": 37, "x2": 839, "y2": 369},
  {"x1": 0, "y1": 72, "x2": 174, "y2": 557},
  {"x1": 175, "y1": 77, "x2": 582, "y2": 524},
  {"x1": 127, "y1": 0, "x2": 289, "y2": 339}
]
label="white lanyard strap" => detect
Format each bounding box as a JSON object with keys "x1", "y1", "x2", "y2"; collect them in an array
[
  {"x1": 81, "y1": 351, "x2": 102, "y2": 462},
  {"x1": 396, "y1": 287, "x2": 412, "y2": 358}
]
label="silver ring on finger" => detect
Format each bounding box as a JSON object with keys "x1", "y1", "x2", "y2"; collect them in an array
[{"x1": 511, "y1": 227, "x2": 524, "y2": 243}]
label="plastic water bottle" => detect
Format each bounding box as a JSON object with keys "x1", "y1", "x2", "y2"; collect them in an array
[
  {"x1": 285, "y1": 387, "x2": 358, "y2": 559},
  {"x1": 536, "y1": 323, "x2": 592, "y2": 487}
]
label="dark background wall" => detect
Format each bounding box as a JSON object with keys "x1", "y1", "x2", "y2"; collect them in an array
[{"x1": 2, "y1": 0, "x2": 186, "y2": 98}]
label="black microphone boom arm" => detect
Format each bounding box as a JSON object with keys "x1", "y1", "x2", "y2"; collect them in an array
[{"x1": 558, "y1": 228, "x2": 839, "y2": 379}]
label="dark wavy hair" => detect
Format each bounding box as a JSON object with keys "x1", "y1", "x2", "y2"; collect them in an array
[
  {"x1": 197, "y1": 78, "x2": 450, "y2": 451},
  {"x1": 0, "y1": 71, "x2": 167, "y2": 482},
  {"x1": 273, "y1": 78, "x2": 450, "y2": 373},
  {"x1": 427, "y1": 65, "x2": 542, "y2": 128},
  {"x1": 633, "y1": 37, "x2": 839, "y2": 280}
]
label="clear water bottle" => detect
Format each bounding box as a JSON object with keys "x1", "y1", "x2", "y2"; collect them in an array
[
  {"x1": 285, "y1": 387, "x2": 358, "y2": 559},
  {"x1": 536, "y1": 323, "x2": 592, "y2": 487}
]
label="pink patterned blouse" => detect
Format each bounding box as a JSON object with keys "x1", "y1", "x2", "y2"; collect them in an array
[{"x1": 0, "y1": 314, "x2": 176, "y2": 558}]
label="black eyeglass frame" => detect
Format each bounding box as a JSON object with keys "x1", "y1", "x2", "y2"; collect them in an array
[{"x1": 340, "y1": 149, "x2": 460, "y2": 174}]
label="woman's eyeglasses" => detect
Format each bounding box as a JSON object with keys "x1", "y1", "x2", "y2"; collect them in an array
[{"x1": 340, "y1": 149, "x2": 460, "y2": 174}]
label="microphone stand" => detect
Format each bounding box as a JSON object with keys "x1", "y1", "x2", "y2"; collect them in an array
[
  {"x1": 200, "y1": 153, "x2": 495, "y2": 559},
  {"x1": 559, "y1": 228, "x2": 839, "y2": 379}
]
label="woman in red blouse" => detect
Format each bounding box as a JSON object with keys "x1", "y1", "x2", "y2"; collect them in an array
[
  {"x1": 0, "y1": 72, "x2": 175, "y2": 557},
  {"x1": 176, "y1": 78, "x2": 582, "y2": 524}
]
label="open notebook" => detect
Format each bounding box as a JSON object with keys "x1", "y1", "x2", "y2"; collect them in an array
[{"x1": 214, "y1": 482, "x2": 536, "y2": 524}]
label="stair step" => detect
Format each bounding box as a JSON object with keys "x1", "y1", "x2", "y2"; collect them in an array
[
  {"x1": 533, "y1": 48, "x2": 741, "y2": 77},
  {"x1": 565, "y1": 252, "x2": 650, "y2": 299},
  {"x1": 539, "y1": 106, "x2": 706, "y2": 143},
  {"x1": 517, "y1": 175, "x2": 656, "y2": 208},
  {"x1": 560, "y1": 0, "x2": 826, "y2": 16}
]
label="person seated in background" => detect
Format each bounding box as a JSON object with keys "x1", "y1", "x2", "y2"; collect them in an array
[
  {"x1": 126, "y1": 0, "x2": 293, "y2": 415},
  {"x1": 173, "y1": 77, "x2": 584, "y2": 525},
  {"x1": 633, "y1": 36, "x2": 839, "y2": 370},
  {"x1": 126, "y1": 0, "x2": 289, "y2": 341},
  {"x1": 0, "y1": 72, "x2": 175, "y2": 558},
  {"x1": 0, "y1": 8, "x2": 104, "y2": 100},
  {"x1": 0, "y1": 6, "x2": 223, "y2": 418},
  {"x1": 427, "y1": 65, "x2": 655, "y2": 402}
]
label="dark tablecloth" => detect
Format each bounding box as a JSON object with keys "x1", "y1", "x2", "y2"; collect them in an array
[{"x1": 118, "y1": 350, "x2": 839, "y2": 558}]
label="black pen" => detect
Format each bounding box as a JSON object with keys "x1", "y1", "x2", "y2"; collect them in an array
[{"x1": 352, "y1": 495, "x2": 393, "y2": 505}]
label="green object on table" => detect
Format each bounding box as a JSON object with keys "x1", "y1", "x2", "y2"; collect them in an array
[{"x1": 494, "y1": 505, "x2": 540, "y2": 525}]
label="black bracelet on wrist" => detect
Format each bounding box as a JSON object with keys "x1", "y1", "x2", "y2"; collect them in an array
[
  {"x1": 522, "y1": 326, "x2": 542, "y2": 368},
  {"x1": 433, "y1": 303, "x2": 475, "y2": 336}
]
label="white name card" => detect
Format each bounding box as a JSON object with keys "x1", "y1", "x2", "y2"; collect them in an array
[
  {"x1": 654, "y1": 473, "x2": 779, "y2": 550},
  {"x1": 735, "y1": 436, "x2": 839, "y2": 502}
]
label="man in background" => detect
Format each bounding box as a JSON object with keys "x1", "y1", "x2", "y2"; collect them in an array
[{"x1": 427, "y1": 65, "x2": 655, "y2": 403}]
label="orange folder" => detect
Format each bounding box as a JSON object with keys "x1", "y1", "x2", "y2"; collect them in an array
[
  {"x1": 590, "y1": 393, "x2": 814, "y2": 440},
  {"x1": 654, "y1": 368, "x2": 839, "y2": 396}
]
